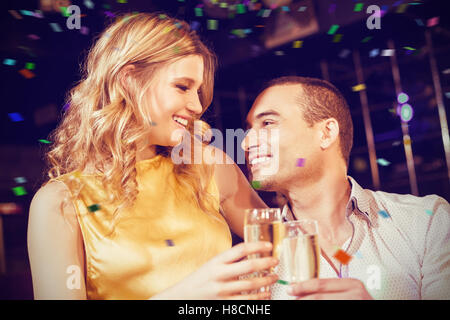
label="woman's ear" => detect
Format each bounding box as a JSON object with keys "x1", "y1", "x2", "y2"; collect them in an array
[
  {"x1": 120, "y1": 65, "x2": 135, "y2": 92},
  {"x1": 319, "y1": 118, "x2": 340, "y2": 150}
]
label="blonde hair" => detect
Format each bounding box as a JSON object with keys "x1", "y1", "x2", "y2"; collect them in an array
[{"x1": 45, "y1": 12, "x2": 219, "y2": 220}]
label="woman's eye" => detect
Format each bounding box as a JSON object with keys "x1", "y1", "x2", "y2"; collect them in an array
[
  {"x1": 263, "y1": 120, "x2": 274, "y2": 126},
  {"x1": 176, "y1": 85, "x2": 188, "y2": 91}
]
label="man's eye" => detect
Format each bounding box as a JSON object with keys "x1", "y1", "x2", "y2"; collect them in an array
[{"x1": 176, "y1": 85, "x2": 188, "y2": 91}]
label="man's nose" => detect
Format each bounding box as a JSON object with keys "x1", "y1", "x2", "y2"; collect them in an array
[{"x1": 241, "y1": 128, "x2": 259, "y2": 152}]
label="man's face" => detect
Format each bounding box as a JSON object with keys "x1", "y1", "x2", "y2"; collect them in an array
[{"x1": 242, "y1": 84, "x2": 324, "y2": 191}]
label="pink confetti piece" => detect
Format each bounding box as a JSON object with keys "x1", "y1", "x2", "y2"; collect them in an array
[
  {"x1": 28, "y1": 34, "x2": 40, "y2": 40},
  {"x1": 80, "y1": 26, "x2": 89, "y2": 35},
  {"x1": 296, "y1": 158, "x2": 306, "y2": 167},
  {"x1": 427, "y1": 17, "x2": 439, "y2": 27}
]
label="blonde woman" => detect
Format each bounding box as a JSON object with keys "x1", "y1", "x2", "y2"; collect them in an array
[{"x1": 27, "y1": 13, "x2": 278, "y2": 299}]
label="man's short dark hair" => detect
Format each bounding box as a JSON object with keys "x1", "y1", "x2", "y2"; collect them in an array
[{"x1": 262, "y1": 76, "x2": 354, "y2": 167}]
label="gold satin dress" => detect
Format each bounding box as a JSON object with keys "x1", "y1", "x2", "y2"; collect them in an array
[{"x1": 51, "y1": 155, "x2": 232, "y2": 299}]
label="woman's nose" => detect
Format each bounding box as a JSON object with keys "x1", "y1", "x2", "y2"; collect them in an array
[{"x1": 187, "y1": 93, "x2": 203, "y2": 115}]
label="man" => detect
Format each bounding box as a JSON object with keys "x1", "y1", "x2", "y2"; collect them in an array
[{"x1": 242, "y1": 76, "x2": 450, "y2": 299}]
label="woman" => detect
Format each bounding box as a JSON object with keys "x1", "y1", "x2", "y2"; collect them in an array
[{"x1": 27, "y1": 12, "x2": 278, "y2": 299}]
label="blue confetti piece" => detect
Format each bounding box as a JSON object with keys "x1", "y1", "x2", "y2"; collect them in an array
[
  {"x1": 8, "y1": 112, "x2": 24, "y2": 122},
  {"x1": 165, "y1": 239, "x2": 175, "y2": 246},
  {"x1": 425, "y1": 210, "x2": 433, "y2": 216},
  {"x1": 378, "y1": 210, "x2": 390, "y2": 218}
]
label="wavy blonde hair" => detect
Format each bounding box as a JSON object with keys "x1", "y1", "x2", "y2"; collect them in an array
[{"x1": 45, "y1": 12, "x2": 219, "y2": 220}]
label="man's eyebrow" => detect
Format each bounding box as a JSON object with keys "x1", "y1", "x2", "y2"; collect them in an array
[{"x1": 245, "y1": 109, "x2": 280, "y2": 129}]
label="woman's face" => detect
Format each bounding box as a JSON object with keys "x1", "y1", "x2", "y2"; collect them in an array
[{"x1": 144, "y1": 54, "x2": 204, "y2": 147}]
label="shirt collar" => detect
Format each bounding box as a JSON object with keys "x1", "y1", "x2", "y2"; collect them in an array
[{"x1": 281, "y1": 176, "x2": 374, "y2": 227}]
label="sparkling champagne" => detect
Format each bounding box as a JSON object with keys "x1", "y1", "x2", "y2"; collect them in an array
[
  {"x1": 244, "y1": 221, "x2": 285, "y2": 260},
  {"x1": 281, "y1": 234, "x2": 320, "y2": 282}
]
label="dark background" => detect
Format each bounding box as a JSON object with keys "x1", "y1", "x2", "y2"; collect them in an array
[{"x1": 0, "y1": 0, "x2": 449, "y2": 299}]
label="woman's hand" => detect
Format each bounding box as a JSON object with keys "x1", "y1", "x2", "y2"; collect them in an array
[{"x1": 151, "y1": 241, "x2": 279, "y2": 300}]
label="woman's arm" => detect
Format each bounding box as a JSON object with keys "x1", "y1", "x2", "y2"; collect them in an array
[
  {"x1": 210, "y1": 146, "x2": 268, "y2": 239},
  {"x1": 27, "y1": 181, "x2": 87, "y2": 299}
]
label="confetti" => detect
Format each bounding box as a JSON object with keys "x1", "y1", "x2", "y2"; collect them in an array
[
  {"x1": 396, "y1": 3, "x2": 408, "y2": 13},
  {"x1": 277, "y1": 280, "x2": 289, "y2": 285},
  {"x1": 84, "y1": 0, "x2": 95, "y2": 9},
  {"x1": 361, "y1": 36, "x2": 372, "y2": 43},
  {"x1": 427, "y1": 17, "x2": 439, "y2": 27},
  {"x1": 19, "y1": 69, "x2": 35, "y2": 79},
  {"x1": 355, "y1": 251, "x2": 363, "y2": 259},
  {"x1": 3, "y1": 59, "x2": 16, "y2": 66},
  {"x1": 262, "y1": 9, "x2": 271, "y2": 18},
  {"x1": 190, "y1": 21, "x2": 200, "y2": 31},
  {"x1": 327, "y1": 24, "x2": 339, "y2": 35},
  {"x1": 381, "y1": 49, "x2": 395, "y2": 56},
  {"x1": 8, "y1": 113, "x2": 24, "y2": 122},
  {"x1": 445, "y1": 92, "x2": 450, "y2": 99},
  {"x1": 39, "y1": 139, "x2": 51, "y2": 144},
  {"x1": 8, "y1": 10, "x2": 22, "y2": 19},
  {"x1": 333, "y1": 34, "x2": 343, "y2": 43},
  {"x1": 12, "y1": 186, "x2": 27, "y2": 196},
  {"x1": 352, "y1": 84, "x2": 366, "y2": 92},
  {"x1": 117, "y1": 0, "x2": 128, "y2": 3},
  {"x1": 104, "y1": 11, "x2": 115, "y2": 18},
  {"x1": 274, "y1": 50, "x2": 284, "y2": 56},
  {"x1": 425, "y1": 210, "x2": 433, "y2": 216},
  {"x1": 237, "y1": 4, "x2": 246, "y2": 14},
  {"x1": 50, "y1": 23, "x2": 63, "y2": 32},
  {"x1": 292, "y1": 40, "x2": 303, "y2": 48},
  {"x1": 281, "y1": 6, "x2": 290, "y2": 12},
  {"x1": 28, "y1": 34, "x2": 40, "y2": 40},
  {"x1": 298, "y1": 6, "x2": 307, "y2": 12},
  {"x1": 60, "y1": 7, "x2": 70, "y2": 17},
  {"x1": 195, "y1": 7, "x2": 203, "y2": 17},
  {"x1": 333, "y1": 249, "x2": 352, "y2": 265},
  {"x1": 415, "y1": 19, "x2": 424, "y2": 26},
  {"x1": 403, "y1": 46, "x2": 416, "y2": 51},
  {"x1": 369, "y1": 48, "x2": 380, "y2": 57},
  {"x1": 377, "y1": 158, "x2": 391, "y2": 166},
  {"x1": 404, "y1": 135, "x2": 412, "y2": 145},
  {"x1": 20, "y1": 10, "x2": 34, "y2": 16},
  {"x1": 377, "y1": 210, "x2": 390, "y2": 218},
  {"x1": 296, "y1": 158, "x2": 306, "y2": 167},
  {"x1": 339, "y1": 49, "x2": 351, "y2": 58},
  {"x1": 87, "y1": 204, "x2": 101, "y2": 212},
  {"x1": 207, "y1": 19, "x2": 218, "y2": 30},
  {"x1": 14, "y1": 177, "x2": 27, "y2": 184},
  {"x1": 25, "y1": 62, "x2": 35, "y2": 70},
  {"x1": 251, "y1": 181, "x2": 261, "y2": 189},
  {"x1": 165, "y1": 239, "x2": 175, "y2": 246},
  {"x1": 80, "y1": 26, "x2": 89, "y2": 35},
  {"x1": 354, "y1": 3, "x2": 364, "y2": 12}
]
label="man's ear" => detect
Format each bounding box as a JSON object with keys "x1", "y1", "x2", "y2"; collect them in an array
[
  {"x1": 319, "y1": 118, "x2": 340, "y2": 150},
  {"x1": 119, "y1": 65, "x2": 135, "y2": 92}
]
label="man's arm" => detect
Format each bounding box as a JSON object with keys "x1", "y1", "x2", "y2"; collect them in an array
[{"x1": 421, "y1": 196, "x2": 450, "y2": 300}]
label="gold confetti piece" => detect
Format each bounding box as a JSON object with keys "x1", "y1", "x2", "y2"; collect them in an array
[
  {"x1": 292, "y1": 40, "x2": 303, "y2": 48},
  {"x1": 352, "y1": 84, "x2": 366, "y2": 92}
]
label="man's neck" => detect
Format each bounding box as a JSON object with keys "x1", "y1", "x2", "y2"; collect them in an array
[{"x1": 284, "y1": 169, "x2": 352, "y2": 241}]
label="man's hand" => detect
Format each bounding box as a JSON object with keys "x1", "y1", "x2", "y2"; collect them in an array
[{"x1": 287, "y1": 278, "x2": 374, "y2": 300}]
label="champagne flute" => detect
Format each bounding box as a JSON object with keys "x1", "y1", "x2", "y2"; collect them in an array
[
  {"x1": 244, "y1": 208, "x2": 284, "y2": 293},
  {"x1": 282, "y1": 219, "x2": 320, "y2": 284}
]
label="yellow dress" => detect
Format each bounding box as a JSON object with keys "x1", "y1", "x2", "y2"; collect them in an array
[{"x1": 50, "y1": 155, "x2": 232, "y2": 299}]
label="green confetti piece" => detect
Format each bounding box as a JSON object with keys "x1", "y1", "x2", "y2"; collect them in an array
[
  {"x1": 159, "y1": 14, "x2": 167, "y2": 19},
  {"x1": 207, "y1": 19, "x2": 218, "y2": 30},
  {"x1": 333, "y1": 34, "x2": 343, "y2": 43},
  {"x1": 60, "y1": 7, "x2": 70, "y2": 17},
  {"x1": 39, "y1": 139, "x2": 51, "y2": 144},
  {"x1": 103, "y1": 4, "x2": 111, "y2": 9},
  {"x1": 251, "y1": 181, "x2": 261, "y2": 189},
  {"x1": 195, "y1": 7, "x2": 203, "y2": 17},
  {"x1": 327, "y1": 24, "x2": 339, "y2": 35},
  {"x1": 277, "y1": 279, "x2": 290, "y2": 285},
  {"x1": 12, "y1": 186, "x2": 27, "y2": 196},
  {"x1": 354, "y1": 3, "x2": 364, "y2": 12},
  {"x1": 25, "y1": 62, "x2": 35, "y2": 70},
  {"x1": 361, "y1": 36, "x2": 372, "y2": 43},
  {"x1": 377, "y1": 158, "x2": 391, "y2": 166},
  {"x1": 88, "y1": 204, "x2": 101, "y2": 212},
  {"x1": 403, "y1": 46, "x2": 416, "y2": 51},
  {"x1": 220, "y1": 2, "x2": 228, "y2": 8},
  {"x1": 236, "y1": 4, "x2": 246, "y2": 14}
]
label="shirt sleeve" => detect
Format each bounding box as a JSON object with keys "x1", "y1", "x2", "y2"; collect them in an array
[{"x1": 421, "y1": 196, "x2": 450, "y2": 300}]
